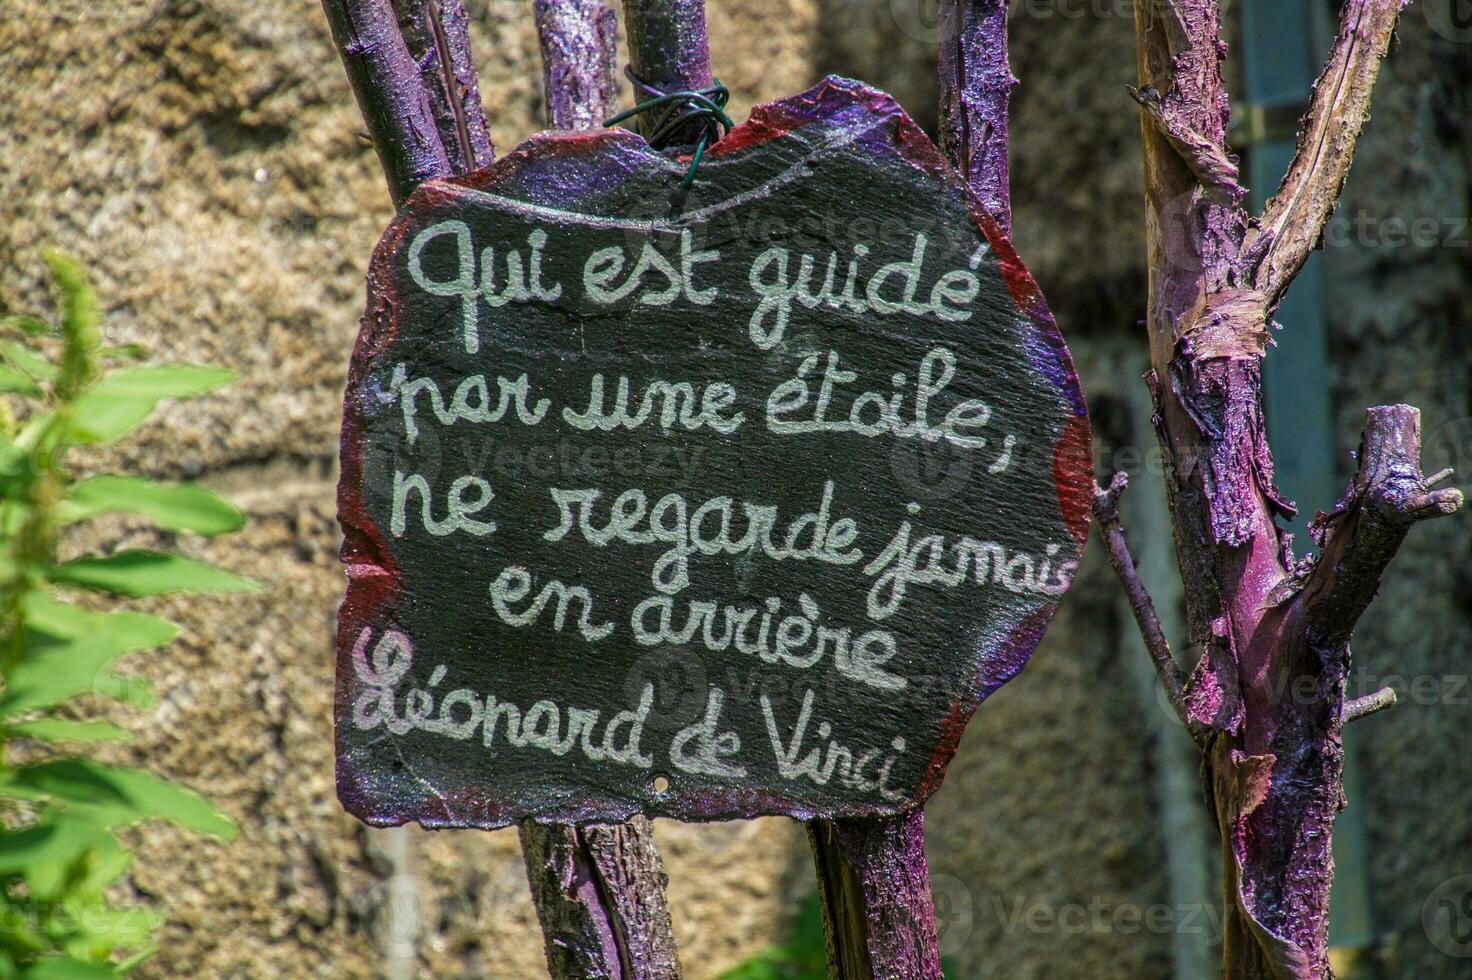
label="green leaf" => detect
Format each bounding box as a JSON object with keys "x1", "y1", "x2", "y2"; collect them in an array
[
  {"x1": 22, "y1": 958, "x2": 117, "y2": 980},
  {"x1": 59, "y1": 477, "x2": 245, "y2": 536},
  {"x1": 49, "y1": 551, "x2": 259, "y2": 597},
  {"x1": 2, "y1": 761, "x2": 237, "y2": 839},
  {"x1": 5, "y1": 720, "x2": 131, "y2": 744},
  {"x1": 84, "y1": 674, "x2": 154, "y2": 710},
  {"x1": 65, "y1": 366, "x2": 233, "y2": 445},
  {"x1": 19, "y1": 593, "x2": 177, "y2": 645},
  {"x1": 0, "y1": 315, "x2": 51, "y2": 337},
  {"x1": 0, "y1": 815, "x2": 128, "y2": 901},
  {"x1": 0, "y1": 608, "x2": 176, "y2": 717},
  {"x1": 0, "y1": 365, "x2": 41, "y2": 397},
  {"x1": 58, "y1": 904, "x2": 160, "y2": 955},
  {"x1": 0, "y1": 342, "x2": 57, "y2": 383},
  {"x1": 61, "y1": 397, "x2": 153, "y2": 446},
  {"x1": 89, "y1": 365, "x2": 233, "y2": 399}
]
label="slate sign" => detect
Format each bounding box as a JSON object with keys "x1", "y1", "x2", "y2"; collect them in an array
[{"x1": 336, "y1": 77, "x2": 1091, "y2": 828}]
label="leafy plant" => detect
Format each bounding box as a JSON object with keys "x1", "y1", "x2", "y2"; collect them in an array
[{"x1": 0, "y1": 252, "x2": 252, "y2": 977}]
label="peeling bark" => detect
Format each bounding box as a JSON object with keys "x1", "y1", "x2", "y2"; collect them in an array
[{"x1": 1113, "y1": 1, "x2": 1464, "y2": 977}]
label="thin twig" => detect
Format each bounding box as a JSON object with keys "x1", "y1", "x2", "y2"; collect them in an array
[
  {"x1": 1344, "y1": 686, "x2": 1397, "y2": 724},
  {"x1": 1093, "y1": 473, "x2": 1192, "y2": 730}
]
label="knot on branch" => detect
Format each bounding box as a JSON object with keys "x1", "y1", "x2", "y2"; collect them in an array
[{"x1": 1175, "y1": 288, "x2": 1269, "y2": 361}]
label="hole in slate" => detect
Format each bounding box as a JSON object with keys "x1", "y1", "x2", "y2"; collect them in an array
[{"x1": 652, "y1": 775, "x2": 671, "y2": 794}]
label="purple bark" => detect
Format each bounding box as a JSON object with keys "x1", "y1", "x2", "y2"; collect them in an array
[
  {"x1": 809, "y1": 812, "x2": 942, "y2": 979},
  {"x1": 533, "y1": 0, "x2": 621, "y2": 130},
  {"x1": 1116, "y1": 1, "x2": 1459, "y2": 977},
  {"x1": 521, "y1": 819, "x2": 681, "y2": 979},
  {"x1": 519, "y1": 7, "x2": 683, "y2": 978},
  {"x1": 803, "y1": 8, "x2": 1020, "y2": 978},
  {"x1": 937, "y1": 0, "x2": 1016, "y2": 233},
  {"x1": 390, "y1": 0, "x2": 495, "y2": 172},
  {"x1": 321, "y1": 0, "x2": 452, "y2": 206},
  {"x1": 619, "y1": 0, "x2": 714, "y2": 142}
]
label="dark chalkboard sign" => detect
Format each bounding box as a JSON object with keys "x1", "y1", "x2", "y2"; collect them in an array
[{"x1": 336, "y1": 77, "x2": 1091, "y2": 828}]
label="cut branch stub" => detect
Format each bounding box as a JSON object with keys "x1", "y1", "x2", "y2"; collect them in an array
[{"x1": 1299, "y1": 405, "x2": 1463, "y2": 645}]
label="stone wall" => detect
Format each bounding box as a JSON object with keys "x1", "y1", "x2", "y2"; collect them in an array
[{"x1": 0, "y1": 1, "x2": 1466, "y2": 978}]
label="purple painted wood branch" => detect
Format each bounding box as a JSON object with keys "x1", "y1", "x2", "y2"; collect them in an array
[
  {"x1": 533, "y1": 0, "x2": 621, "y2": 130},
  {"x1": 937, "y1": 0, "x2": 1016, "y2": 232},
  {"x1": 619, "y1": 0, "x2": 714, "y2": 142},
  {"x1": 809, "y1": 812, "x2": 942, "y2": 979},
  {"x1": 521, "y1": 819, "x2": 682, "y2": 979},
  {"x1": 321, "y1": 0, "x2": 451, "y2": 207},
  {"x1": 805, "y1": 8, "x2": 1020, "y2": 977},
  {"x1": 389, "y1": 0, "x2": 495, "y2": 172},
  {"x1": 322, "y1": 4, "x2": 681, "y2": 977},
  {"x1": 520, "y1": 7, "x2": 682, "y2": 978},
  {"x1": 1118, "y1": 0, "x2": 1460, "y2": 976}
]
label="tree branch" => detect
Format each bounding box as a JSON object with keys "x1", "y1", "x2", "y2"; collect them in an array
[
  {"x1": 808, "y1": 812, "x2": 942, "y2": 979},
  {"x1": 620, "y1": 0, "x2": 714, "y2": 142},
  {"x1": 321, "y1": 0, "x2": 451, "y2": 207},
  {"x1": 1299, "y1": 405, "x2": 1463, "y2": 645},
  {"x1": 1344, "y1": 686, "x2": 1397, "y2": 723},
  {"x1": 519, "y1": 8, "x2": 682, "y2": 977},
  {"x1": 1093, "y1": 473, "x2": 1193, "y2": 730},
  {"x1": 1244, "y1": 0, "x2": 1413, "y2": 311},
  {"x1": 521, "y1": 819, "x2": 682, "y2": 979},
  {"x1": 534, "y1": 0, "x2": 621, "y2": 130},
  {"x1": 937, "y1": 0, "x2": 1016, "y2": 232},
  {"x1": 390, "y1": 0, "x2": 494, "y2": 173}
]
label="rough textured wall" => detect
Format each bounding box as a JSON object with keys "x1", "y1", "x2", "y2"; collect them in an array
[{"x1": 1, "y1": 1, "x2": 1466, "y2": 978}]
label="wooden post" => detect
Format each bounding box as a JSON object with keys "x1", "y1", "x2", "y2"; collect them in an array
[
  {"x1": 320, "y1": 4, "x2": 682, "y2": 977},
  {"x1": 521, "y1": 5, "x2": 683, "y2": 978},
  {"x1": 800, "y1": 5, "x2": 1019, "y2": 977}
]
